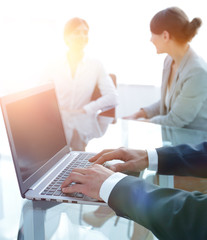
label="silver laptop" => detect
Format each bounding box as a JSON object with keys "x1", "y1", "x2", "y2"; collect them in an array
[{"x1": 0, "y1": 83, "x2": 105, "y2": 205}]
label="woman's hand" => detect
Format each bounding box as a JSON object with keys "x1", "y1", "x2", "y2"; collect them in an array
[{"x1": 122, "y1": 109, "x2": 147, "y2": 120}]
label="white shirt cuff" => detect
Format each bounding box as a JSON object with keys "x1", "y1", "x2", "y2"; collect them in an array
[
  {"x1": 146, "y1": 149, "x2": 158, "y2": 171},
  {"x1": 99, "y1": 172, "x2": 127, "y2": 203}
]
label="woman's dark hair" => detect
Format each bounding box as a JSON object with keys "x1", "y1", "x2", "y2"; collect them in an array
[
  {"x1": 150, "y1": 7, "x2": 202, "y2": 43},
  {"x1": 64, "y1": 17, "x2": 89, "y2": 37}
]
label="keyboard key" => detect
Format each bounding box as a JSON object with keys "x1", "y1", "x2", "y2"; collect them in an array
[{"x1": 40, "y1": 152, "x2": 95, "y2": 197}]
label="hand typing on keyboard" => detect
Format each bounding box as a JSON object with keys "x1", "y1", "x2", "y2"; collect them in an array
[
  {"x1": 63, "y1": 182, "x2": 84, "y2": 198},
  {"x1": 102, "y1": 159, "x2": 125, "y2": 169},
  {"x1": 61, "y1": 164, "x2": 114, "y2": 201}
]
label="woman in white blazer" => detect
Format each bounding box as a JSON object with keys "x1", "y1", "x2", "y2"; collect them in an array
[{"x1": 124, "y1": 7, "x2": 207, "y2": 131}]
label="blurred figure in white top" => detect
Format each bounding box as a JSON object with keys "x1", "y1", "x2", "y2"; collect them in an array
[{"x1": 48, "y1": 17, "x2": 119, "y2": 149}]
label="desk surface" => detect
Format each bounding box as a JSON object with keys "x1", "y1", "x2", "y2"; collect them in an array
[{"x1": 1, "y1": 116, "x2": 207, "y2": 240}]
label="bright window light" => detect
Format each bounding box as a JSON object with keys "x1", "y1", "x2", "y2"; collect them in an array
[{"x1": 0, "y1": 0, "x2": 207, "y2": 94}]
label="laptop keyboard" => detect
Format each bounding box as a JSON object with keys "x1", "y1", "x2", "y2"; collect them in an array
[{"x1": 41, "y1": 153, "x2": 94, "y2": 198}]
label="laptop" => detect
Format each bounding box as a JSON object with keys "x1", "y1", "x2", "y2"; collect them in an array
[{"x1": 0, "y1": 83, "x2": 106, "y2": 205}]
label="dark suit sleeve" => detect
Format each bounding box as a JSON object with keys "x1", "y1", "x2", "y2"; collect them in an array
[
  {"x1": 156, "y1": 141, "x2": 207, "y2": 177},
  {"x1": 108, "y1": 176, "x2": 207, "y2": 240}
]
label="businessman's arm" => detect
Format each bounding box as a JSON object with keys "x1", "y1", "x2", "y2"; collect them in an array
[
  {"x1": 62, "y1": 163, "x2": 207, "y2": 240},
  {"x1": 157, "y1": 142, "x2": 207, "y2": 177},
  {"x1": 89, "y1": 142, "x2": 207, "y2": 178},
  {"x1": 108, "y1": 175, "x2": 207, "y2": 240}
]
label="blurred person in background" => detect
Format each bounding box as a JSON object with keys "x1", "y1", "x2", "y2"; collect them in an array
[
  {"x1": 47, "y1": 17, "x2": 118, "y2": 149},
  {"x1": 124, "y1": 7, "x2": 207, "y2": 131}
]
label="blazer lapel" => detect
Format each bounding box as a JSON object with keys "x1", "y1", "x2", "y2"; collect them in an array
[
  {"x1": 166, "y1": 47, "x2": 192, "y2": 111},
  {"x1": 160, "y1": 58, "x2": 172, "y2": 114},
  {"x1": 166, "y1": 71, "x2": 179, "y2": 112}
]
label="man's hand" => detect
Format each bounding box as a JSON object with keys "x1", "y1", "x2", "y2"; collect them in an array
[
  {"x1": 61, "y1": 164, "x2": 114, "y2": 201},
  {"x1": 89, "y1": 147, "x2": 149, "y2": 173}
]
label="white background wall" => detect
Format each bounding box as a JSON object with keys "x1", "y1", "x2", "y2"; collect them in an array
[{"x1": 116, "y1": 84, "x2": 160, "y2": 118}]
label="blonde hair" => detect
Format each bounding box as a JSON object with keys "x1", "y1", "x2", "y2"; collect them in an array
[{"x1": 64, "y1": 17, "x2": 89, "y2": 38}]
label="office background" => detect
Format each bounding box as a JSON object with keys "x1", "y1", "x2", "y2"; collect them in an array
[
  {"x1": 0, "y1": 0, "x2": 207, "y2": 93},
  {"x1": 0, "y1": 2, "x2": 206, "y2": 239}
]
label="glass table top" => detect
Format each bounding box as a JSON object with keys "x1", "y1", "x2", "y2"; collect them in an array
[{"x1": 1, "y1": 113, "x2": 207, "y2": 240}]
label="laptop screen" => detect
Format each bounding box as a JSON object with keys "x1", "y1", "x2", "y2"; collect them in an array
[{"x1": 1, "y1": 84, "x2": 67, "y2": 185}]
